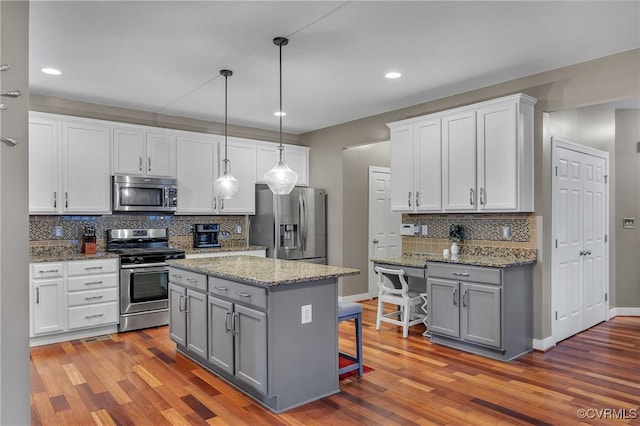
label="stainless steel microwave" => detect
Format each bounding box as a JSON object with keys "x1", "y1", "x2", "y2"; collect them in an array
[{"x1": 112, "y1": 175, "x2": 178, "y2": 212}]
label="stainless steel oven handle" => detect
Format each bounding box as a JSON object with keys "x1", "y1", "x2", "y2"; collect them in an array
[{"x1": 121, "y1": 262, "x2": 168, "y2": 269}]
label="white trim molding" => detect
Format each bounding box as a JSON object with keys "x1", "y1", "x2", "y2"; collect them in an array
[
  {"x1": 609, "y1": 307, "x2": 640, "y2": 317},
  {"x1": 532, "y1": 337, "x2": 556, "y2": 352},
  {"x1": 339, "y1": 293, "x2": 372, "y2": 303}
]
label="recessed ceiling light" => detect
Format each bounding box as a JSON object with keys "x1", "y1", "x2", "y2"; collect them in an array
[
  {"x1": 41, "y1": 68, "x2": 61, "y2": 75},
  {"x1": 274, "y1": 111, "x2": 286, "y2": 117},
  {"x1": 385, "y1": 72, "x2": 402, "y2": 79}
]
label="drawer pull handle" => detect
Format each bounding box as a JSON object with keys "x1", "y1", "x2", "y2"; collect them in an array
[
  {"x1": 172, "y1": 274, "x2": 183, "y2": 279},
  {"x1": 186, "y1": 278, "x2": 199, "y2": 283},
  {"x1": 214, "y1": 286, "x2": 229, "y2": 292},
  {"x1": 237, "y1": 292, "x2": 251, "y2": 298},
  {"x1": 84, "y1": 295, "x2": 104, "y2": 301},
  {"x1": 85, "y1": 314, "x2": 104, "y2": 319},
  {"x1": 39, "y1": 269, "x2": 60, "y2": 273},
  {"x1": 85, "y1": 266, "x2": 103, "y2": 270},
  {"x1": 84, "y1": 281, "x2": 103, "y2": 286},
  {"x1": 451, "y1": 272, "x2": 470, "y2": 277}
]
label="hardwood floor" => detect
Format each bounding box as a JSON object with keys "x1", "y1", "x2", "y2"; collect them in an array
[{"x1": 31, "y1": 300, "x2": 640, "y2": 425}]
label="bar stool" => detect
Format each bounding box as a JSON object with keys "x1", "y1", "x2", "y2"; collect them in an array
[{"x1": 338, "y1": 301, "x2": 363, "y2": 377}]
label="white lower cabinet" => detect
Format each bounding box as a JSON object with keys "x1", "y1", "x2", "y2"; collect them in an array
[{"x1": 30, "y1": 259, "x2": 119, "y2": 345}]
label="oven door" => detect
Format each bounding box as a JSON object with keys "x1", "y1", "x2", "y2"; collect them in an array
[{"x1": 120, "y1": 265, "x2": 169, "y2": 314}]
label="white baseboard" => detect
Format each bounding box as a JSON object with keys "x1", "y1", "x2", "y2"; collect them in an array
[
  {"x1": 339, "y1": 292, "x2": 372, "y2": 303},
  {"x1": 609, "y1": 307, "x2": 640, "y2": 317},
  {"x1": 30, "y1": 325, "x2": 118, "y2": 347},
  {"x1": 532, "y1": 336, "x2": 556, "y2": 352}
]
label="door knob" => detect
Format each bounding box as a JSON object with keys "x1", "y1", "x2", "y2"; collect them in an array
[{"x1": 373, "y1": 239, "x2": 379, "y2": 244}]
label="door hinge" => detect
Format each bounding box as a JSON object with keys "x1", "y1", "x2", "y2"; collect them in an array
[
  {"x1": 555, "y1": 239, "x2": 558, "y2": 248},
  {"x1": 604, "y1": 175, "x2": 608, "y2": 184},
  {"x1": 604, "y1": 234, "x2": 608, "y2": 243},
  {"x1": 555, "y1": 311, "x2": 558, "y2": 320},
  {"x1": 605, "y1": 293, "x2": 608, "y2": 302},
  {"x1": 555, "y1": 166, "x2": 558, "y2": 177}
]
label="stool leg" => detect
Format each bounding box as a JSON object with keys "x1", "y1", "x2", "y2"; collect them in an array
[
  {"x1": 355, "y1": 313, "x2": 363, "y2": 376},
  {"x1": 376, "y1": 298, "x2": 382, "y2": 330}
]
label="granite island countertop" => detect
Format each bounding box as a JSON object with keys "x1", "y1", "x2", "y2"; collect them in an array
[
  {"x1": 167, "y1": 256, "x2": 360, "y2": 287},
  {"x1": 372, "y1": 251, "x2": 537, "y2": 269},
  {"x1": 182, "y1": 245, "x2": 267, "y2": 255}
]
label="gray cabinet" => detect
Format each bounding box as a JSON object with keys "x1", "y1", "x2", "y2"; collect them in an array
[
  {"x1": 168, "y1": 273, "x2": 208, "y2": 360},
  {"x1": 208, "y1": 279, "x2": 267, "y2": 394},
  {"x1": 427, "y1": 262, "x2": 532, "y2": 361}
]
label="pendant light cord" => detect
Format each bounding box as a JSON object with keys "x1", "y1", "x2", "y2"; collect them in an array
[
  {"x1": 220, "y1": 69, "x2": 233, "y2": 173},
  {"x1": 279, "y1": 40, "x2": 283, "y2": 150}
]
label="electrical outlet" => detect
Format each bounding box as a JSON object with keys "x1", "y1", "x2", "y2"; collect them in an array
[
  {"x1": 54, "y1": 225, "x2": 63, "y2": 237},
  {"x1": 301, "y1": 304, "x2": 312, "y2": 324},
  {"x1": 235, "y1": 224, "x2": 242, "y2": 234},
  {"x1": 502, "y1": 226, "x2": 511, "y2": 239},
  {"x1": 421, "y1": 225, "x2": 428, "y2": 236}
]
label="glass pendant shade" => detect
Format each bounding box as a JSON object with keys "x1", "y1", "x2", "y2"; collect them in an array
[
  {"x1": 264, "y1": 36, "x2": 298, "y2": 195},
  {"x1": 264, "y1": 146, "x2": 298, "y2": 195},
  {"x1": 215, "y1": 161, "x2": 240, "y2": 199}
]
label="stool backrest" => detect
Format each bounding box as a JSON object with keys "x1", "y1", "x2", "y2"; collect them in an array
[{"x1": 374, "y1": 266, "x2": 409, "y2": 297}]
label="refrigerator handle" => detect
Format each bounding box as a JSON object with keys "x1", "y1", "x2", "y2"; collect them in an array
[{"x1": 299, "y1": 194, "x2": 307, "y2": 252}]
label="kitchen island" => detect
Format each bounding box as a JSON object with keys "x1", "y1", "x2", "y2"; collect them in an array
[{"x1": 166, "y1": 256, "x2": 359, "y2": 413}]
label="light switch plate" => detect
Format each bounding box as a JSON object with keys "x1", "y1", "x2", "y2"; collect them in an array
[
  {"x1": 421, "y1": 225, "x2": 428, "y2": 236},
  {"x1": 301, "y1": 304, "x2": 312, "y2": 324},
  {"x1": 400, "y1": 224, "x2": 414, "y2": 236},
  {"x1": 502, "y1": 226, "x2": 511, "y2": 239}
]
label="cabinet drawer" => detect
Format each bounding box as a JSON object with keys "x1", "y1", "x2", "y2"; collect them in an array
[
  {"x1": 169, "y1": 268, "x2": 207, "y2": 291},
  {"x1": 67, "y1": 302, "x2": 118, "y2": 330},
  {"x1": 67, "y1": 273, "x2": 118, "y2": 291},
  {"x1": 67, "y1": 259, "x2": 118, "y2": 276},
  {"x1": 32, "y1": 263, "x2": 64, "y2": 279},
  {"x1": 67, "y1": 288, "x2": 118, "y2": 307},
  {"x1": 209, "y1": 277, "x2": 267, "y2": 310},
  {"x1": 427, "y1": 263, "x2": 501, "y2": 285}
]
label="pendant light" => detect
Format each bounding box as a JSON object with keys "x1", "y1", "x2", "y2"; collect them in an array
[
  {"x1": 214, "y1": 69, "x2": 240, "y2": 199},
  {"x1": 264, "y1": 36, "x2": 298, "y2": 195}
]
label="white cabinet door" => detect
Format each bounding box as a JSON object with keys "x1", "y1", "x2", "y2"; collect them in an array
[
  {"x1": 442, "y1": 110, "x2": 476, "y2": 211},
  {"x1": 415, "y1": 118, "x2": 442, "y2": 212},
  {"x1": 29, "y1": 117, "x2": 60, "y2": 213},
  {"x1": 256, "y1": 143, "x2": 309, "y2": 187},
  {"x1": 62, "y1": 120, "x2": 112, "y2": 214},
  {"x1": 477, "y1": 101, "x2": 518, "y2": 211},
  {"x1": 176, "y1": 135, "x2": 219, "y2": 214},
  {"x1": 146, "y1": 132, "x2": 176, "y2": 178},
  {"x1": 32, "y1": 278, "x2": 65, "y2": 336},
  {"x1": 389, "y1": 124, "x2": 414, "y2": 212},
  {"x1": 219, "y1": 139, "x2": 256, "y2": 214},
  {"x1": 112, "y1": 126, "x2": 145, "y2": 176}
]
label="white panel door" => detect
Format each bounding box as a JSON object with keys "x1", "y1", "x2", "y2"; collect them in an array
[
  {"x1": 368, "y1": 167, "x2": 402, "y2": 298},
  {"x1": 389, "y1": 124, "x2": 414, "y2": 212},
  {"x1": 62, "y1": 121, "x2": 111, "y2": 214},
  {"x1": 553, "y1": 139, "x2": 608, "y2": 343},
  {"x1": 415, "y1": 119, "x2": 442, "y2": 212},
  {"x1": 477, "y1": 101, "x2": 518, "y2": 210},
  {"x1": 582, "y1": 155, "x2": 607, "y2": 329},
  {"x1": 442, "y1": 110, "x2": 476, "y2": 211}
]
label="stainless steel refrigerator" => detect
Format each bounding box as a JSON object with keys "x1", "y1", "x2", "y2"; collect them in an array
[{"x1": 250, "y1": 184, "x2": 326, "y2": 264}]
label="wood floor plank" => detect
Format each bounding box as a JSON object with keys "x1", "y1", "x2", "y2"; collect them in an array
[{"x1": 30, "y1": 304, "x2": 640, "y2": 425}]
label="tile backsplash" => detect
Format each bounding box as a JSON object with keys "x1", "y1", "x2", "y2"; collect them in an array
[
  {"x1": 401, "y1": 213, "x2": 536, "y2": 257},
  {"x1": 29, "y1": 214, "x2": 249, "y2": 257}
]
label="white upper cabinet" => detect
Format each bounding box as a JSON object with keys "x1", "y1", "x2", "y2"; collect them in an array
[
  {"x1": 29, "y1": 112, "x2": 111, "y2": 215},
  {"x1": 113, "y1": 125, "x2": 176, "y2": 178},
  {"x1": 256, "y1": 143, "x2": 309, "y2": 187},
  {"x1": 176, "y1": 132, "x2": 219, "y2": 214},
  {"x1": 388, "y1": 93, "x2": 536, "y2": 213},
  {"x1": 389, "y1": 118, "x2": 442, "y2": 212},
  {"x1": 442, "y1": 110, "x2": 477, "y2": 211},
  {"x1": 219, "y1": 138, "x2": 256, "y2": 214}
]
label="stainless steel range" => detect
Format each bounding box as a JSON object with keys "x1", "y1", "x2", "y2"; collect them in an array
[{"x1": 107, "y1": 228, "x2": 185, "y2": 332}]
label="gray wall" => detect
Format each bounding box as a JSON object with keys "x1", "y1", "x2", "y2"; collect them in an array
[
  {"x1": 615, "y1": 110, "x2": 640, "y2": 307},
  {"x1": 342, "y1": 141, "x2": 391, "y2": 296},
  {"x1": 0, "y1": 1, "x2": 30, "y2": 424},
  {"x1": 299, "y1": 49, "x2": 640, "y2": 341}
]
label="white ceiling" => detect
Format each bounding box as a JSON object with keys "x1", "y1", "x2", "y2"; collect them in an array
[{"x1": 29, "y1": 1, "x2": 640, "y2": 135}]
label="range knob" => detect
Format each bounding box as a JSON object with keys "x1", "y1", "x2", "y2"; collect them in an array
[{"x1": 136, "y1": 256, "x2": 144, "y2": 263}]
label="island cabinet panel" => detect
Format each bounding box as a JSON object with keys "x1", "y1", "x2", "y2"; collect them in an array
[
  {"x1": 426, "y1": 261, "x2": 532, "y2": 361},
  {"x1": 207, "y1": 296, "x2": 234, "y2": 374},
  {"x1": 168, "y1": 282, "x2": 208, "y2": 360}
]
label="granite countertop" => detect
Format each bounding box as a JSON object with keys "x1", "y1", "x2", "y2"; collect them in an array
[
  {"x1": 167, "y1": 256, "x2": 360, "y2": 287},
  {"x1": 29, "y1": 251, "x2": 120, "y2": 264},
  {"x1": 372, "y1": 251, "x2": 537, "y2": 269},
  {"x1": 183, "y1": 245, "x2": 267, "y2": 255}
]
